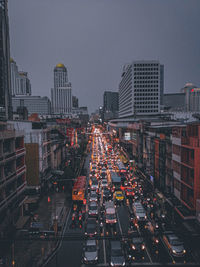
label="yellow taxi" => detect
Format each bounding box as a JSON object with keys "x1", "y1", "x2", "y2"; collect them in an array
[{"x1": 114, "y1": 190, "x2": 124, "y2": 201}]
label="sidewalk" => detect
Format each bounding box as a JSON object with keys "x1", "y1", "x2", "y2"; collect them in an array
[{"x1": 4, "y1": 191, "x2": 70, "y2": 267}]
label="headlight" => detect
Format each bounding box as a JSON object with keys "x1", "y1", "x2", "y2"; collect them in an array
[
  {"x1": 155, "y1": 239, "x2": 159, "y2": 244},
  {"x1": 122, "y1": 262, "x2": 125, "y2": 266},
  {"x1": 172, "y1": 249, "x2": 176, "y2": 254},
  {"x1": 132, "y1": 245, "x2": 135, "y2": 250},
  {"x1": 183, "y1": 249, "x2": 186, "y2": 253},
  {"x1": 84, "y1": 257, "x2": 87, "y2": 261},
  {"x1": 110, "y1": 262, "x2": 114, "y2": 266},
  {"x1": 95, "y1": 256, "x2": 98, "y2": 260},
  {"x1": 142, "y1": 245, "x2": 145, "y2": 250}
]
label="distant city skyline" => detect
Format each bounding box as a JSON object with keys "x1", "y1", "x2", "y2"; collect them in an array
[{"x1": 8, "y1": 0, "x2": 200, "y2": 113}]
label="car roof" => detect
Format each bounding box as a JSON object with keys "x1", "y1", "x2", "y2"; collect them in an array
[
  {"x1": 86, "y1": 239, "x2": 96, "y2": 246},
  {"x1": 111, "y1": 240, "x2": 121, "y2": 249}
]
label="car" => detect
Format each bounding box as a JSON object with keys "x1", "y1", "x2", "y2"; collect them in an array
[
  {"x1": 114, "y1": 190, "x2": 124, "y2": 202},
  {"x1": 88, "y1": 202, "x2": 98, "y2": 217},
  {"x1": 90, "y1": 180, "x2": 99, "y2": 191},
  {"x1": 163, "y1": 232, "x2": 186, "y2": 257},
  {"x1": 101, "y1": 179, "x2": 108, "y2": 188},
  {"x1": 85, "y1": 218, "x2": 98, "y2": 237},
  {"x1": 82, "y1": 239, "x2": 98, "y2": 264},
  {"x1": 110, "y1": 241, "x2": 126, "y2": 266},
  {"x1": 127, "y1": 232, "x2": 145, "y2": 261},
  {"x1": 89, "y1": 191, "x2": 98, "y2": 202},
  {"x1": 125, "y1": 187, "x2": 135, "y2": 197},
  {"x1": 103, "y1": 188, "x2": 112, "y2": 201}
]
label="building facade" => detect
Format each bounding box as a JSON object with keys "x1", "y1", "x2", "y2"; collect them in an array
[
  {"x1": 12, "y1": 95, "x2": 51, "y2": 115},
  {"x1": 103, "y1": 91, "x2": 119, "y2": 120},
  {"x1": 0, "y1": 122, "x2": 26, "y2": 237},
  {"x1": 0, "y1": 0, "x2": 12, "y2": 119},
  {"x1": 119, "y1": 61, "x2": 163, "y2": 118},
  {"x1": 51, "y1": 63, "x2": 72, "y2": 115}
]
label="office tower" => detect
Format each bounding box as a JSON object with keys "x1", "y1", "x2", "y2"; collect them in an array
[
  {"x1": 119, "y1": 60, "x2": 163, "y2": 118},
  {"x1": 54, "y1": 63, "x2": 68, "y2": 88},
  {"x1": 0, "y1": 0, "x2": 12, "y2": 119},
  {"x1": 18, "y1": 71, "x2": 31, "y2": 95},
  {"x1": 10, "y1": 59, "x2": 32, "y2": 96},
  {"x1": 103, "y1": 91, "x2": 119, "y2": 113},
  {"x1": 72, "y1": 96, "x2": 79, "y2": 108},
  {"x1": 51, "y1": 63, "x2": 72, "y2": 115}
]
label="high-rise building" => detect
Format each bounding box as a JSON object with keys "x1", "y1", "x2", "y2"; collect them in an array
[
  {"x1": 51, "y1": 63, "x2": 72, "y2": 115},
  {"x1": 103, "y1": 91, "x2": 119, "y2": 112},
  {"x1": 18, "y1": 71, "x2": 31, "y2": 96},
  {"x1": 54, "y1": 63, "x2": 68, "y2": 88},
  {"x1": 103, "y1": 91, "x2": 119, "y2": 120},
  {"x1": 0, "y1": 0, "x2": 12, "y2": 119},
  {"x1": 10, "y1": 58, "x2": 20, "y2": 95},
  {"x1": 72, "y1": 95, "x2": 79, "y2": 108},
  {"x1": 181, "y1": 83, "x2": 200, "y2": 112},
  {"x1": 119, "y1": 60, "x2": 163, "y2": 118},
  {"x1": 10, "y1": 59, "x2": 32, "y2": 96}
]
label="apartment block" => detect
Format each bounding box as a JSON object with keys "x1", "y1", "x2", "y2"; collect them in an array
[
  {"x1": 0, "y1": 122, "x2": 26, "y2": 237},
  {"x1": 172, "y1": 123, "x2": 200, "y2": 216}
]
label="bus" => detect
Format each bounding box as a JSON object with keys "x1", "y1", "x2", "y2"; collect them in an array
[
  {"x1": 117, "y1": 161, "x2": 127, "y2": 175},
  {"x1": 72, "y1": 176, "x2": 86, "y2": 209}
]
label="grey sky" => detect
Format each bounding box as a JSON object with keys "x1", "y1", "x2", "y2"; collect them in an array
[{"x1": 8, "y1": 0, "x2": 200, "y2": 113}]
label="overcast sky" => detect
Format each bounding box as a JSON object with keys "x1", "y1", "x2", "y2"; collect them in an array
[{"x1": 8, "y1": 0, "x2": 200, "y2": 113}]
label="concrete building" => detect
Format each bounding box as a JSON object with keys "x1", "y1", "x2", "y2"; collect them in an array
[
  {"x1": 103, "y1": 91, "x2": 119, "y2": 120},
  {"x1": 12, "y1": 95, "x2": 51, "y2": 115},
  {"x1": 51, "y1": 63, "x2": 72, "y2": 115},
  {"x1": 171, "y1": 123, "x2": 200, "y2": 218},
  {"x1": 0, "y1": 122, "x2": 26, "y2": 237},
  {"x1": 10, "y1": 58, "x2": 20, "y2": 95},
  {"x1": 9, "y1": 121, "x2": 52, "y2": 194},
  {"x1": 119, "y1": 61, "x2": 163, "y2": 118},
  {"x1": 72, "y1": 96, "x2": 79, "y2": 108},
  {"x1": 10, "y1": 59, "x2": 32, "y2": 96},
  {"x1": 18, "y1": 71, "x2": 31, "y2": 96},
  {"x1": 0, "y1": 0, "x2": 12, "y2": 119}
]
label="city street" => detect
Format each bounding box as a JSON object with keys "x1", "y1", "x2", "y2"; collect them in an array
[{"x1": 45, "y1": 128, "x2": 199, "y2": 267}]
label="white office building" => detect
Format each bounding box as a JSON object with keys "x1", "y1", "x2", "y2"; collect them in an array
[
  {"x1": 119, "y1": 60, "x2": 163, "y2": 118},
  {"x1": 51, "y1": 63, "x2": 72, "y2": 115},
  {"x1": 10, "y1": 58, "x2": 31, "y2": 96}
]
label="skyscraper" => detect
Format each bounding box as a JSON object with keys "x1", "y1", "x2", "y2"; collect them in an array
[
  {"x1": 0, "y1": 0, "x2": 12, "y2": 119},
  {"x1": 10, "y1": 59, "x2": 32, "y2": 96},
  {"x1": 103, "y1": 91, "x2": 119, "y2": 120},
  {"x1": 51, "y1": 63, "x2": 72, "y2": 115},
  {"x1": 119, "y1": 60, "x2": 163, "y2": 118}
]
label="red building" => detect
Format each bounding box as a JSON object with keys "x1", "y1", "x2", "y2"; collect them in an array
[{"x1": 172, "y1": 123, "x2": 200, "y2": 218}]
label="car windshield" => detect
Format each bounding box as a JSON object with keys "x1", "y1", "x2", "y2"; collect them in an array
[
  {"x1": 171, "y1": 240, "x2": 183, "y2": 246},
  {"x1": 107, "y1": 214, "x2": 115, "y2": 219},
  {"x1": 92, "y1": 181, "x2": 98, "y2": 185},
  {"x1": 126, "y1": 189, "x2": 132, "y2": 192},
  {"x1": 90, "y1": 205, "x2": 97, "y2": 210},
  {"x1": 91, "y1": 193, "x2": 97, "y2": 197},
  {"x1": 116, "y1": 192, "x2": 122, "y2": 196},
  {"x1": 85, "y1": 245, "x2": 96, "y2": 252},
  {"x1": 112, "y1": 249, "x2": 122, "y2": 256}
]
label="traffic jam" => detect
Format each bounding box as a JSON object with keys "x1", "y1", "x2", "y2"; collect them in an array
[{"x1": 70, "y1": 127, "x2": 195, "y2": 266}]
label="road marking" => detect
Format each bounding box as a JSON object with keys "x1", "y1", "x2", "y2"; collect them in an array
[
  {"x1": 145, "y1": 244, "x2": 153, "y2": 263},
  {"x1": 102, "y1": 228, "x2": 107, "y2": 265},
  {"x1": 116, "y1": 208, "x2": 123, "y2": 235}
]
